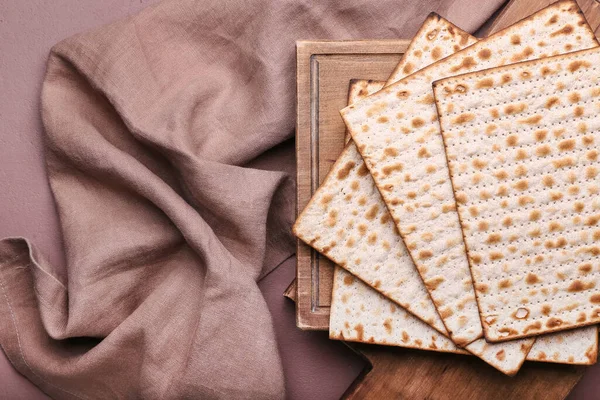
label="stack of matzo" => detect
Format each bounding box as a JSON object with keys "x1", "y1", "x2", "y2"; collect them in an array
[{"x1": 294, "y1": 0, "x2": 599, "y2": 376}]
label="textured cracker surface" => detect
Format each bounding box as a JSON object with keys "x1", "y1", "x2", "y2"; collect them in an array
[
  {"x1": 341, "y1": 0, "x2": 598, "y2": 348},
  {"x1": 528, "y1": 326, "x2": 598, "y2": 365},
  {"x1": 321, "y1": 16, "x2": 532, "y2": 375},
  {"x1": 307, "y1": 14, "x2": 533, "y2": 374},
  {"x1": 336, "y1": 80, "x2": 553, "y2": 371},
  {"x1": 331, "y1": 80, "x2": 461, "y2": 354},
  {"x1": 345, "y1": 80, "x2": 386, "y2": 143},
  {"x1": 434, "y1": 47, "x2": 600, "y2": 341},
  {"x1": 333, "y1": 260, "x2": 597, "y2": 364},
  {"x1": 296, "y1": 140, "x2": 445, "y2": 333},
  {"x1": 305, "y1": 9, "x2": 598, "y2": 373}
]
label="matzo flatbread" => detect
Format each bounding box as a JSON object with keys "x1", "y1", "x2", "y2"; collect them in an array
[
  {"x1": 331, "y1": 75, "x2": 465, "y2": 356},
  {"x1": 434, "y1": 47, "x2": 600, "y2": 341},
  {"x1": 296, "y1": 140, "x2": 445, "y2": 333},
  {"x1": 340, "y1": 70, "x2": 598, "y2": 367},
  {"x1": 336, "y1": 83, "x2": 598, "y2": 364},
  {"x1": 341, "y1": 0, "x2": 598, "y2": 347},
  {"x1": 316, "y1": 15, "x2": 531, "y2": 375},
  {"x1": 294, "y1": 13, "x2": 477, "y2": 337}
]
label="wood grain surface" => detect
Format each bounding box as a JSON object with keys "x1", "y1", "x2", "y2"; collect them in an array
[{"x1": 293, "y1": 0, "x2": 600, "y2": 398}]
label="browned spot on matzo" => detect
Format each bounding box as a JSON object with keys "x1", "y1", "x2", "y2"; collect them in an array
[
  {"x1": 397, "y1": 90, "x2": 410, "y2": 99},
  {"x1": 550, "y1": 24, "x2": 574, "y2": 37},
  {"x1": 546, "y1": 97, "x2": 560, "y2": 108},
  {"x1": 511, "y1": 47, "x2": 534, "y2": 62},
  {"x1": 417, "y1": 147, "x2": 431, "y2": 158},
  {"x1": 519, "y1": 115, "x2": 543, "y2": 124},
  {"x1": 567, "y1": 280, "x2": 595, "y2": 292},
  {"x1": 453, "y1": 113, "x2": 475, "y2": 124},
  {"x1": 382, "y1": 163, "x2": 403, "y2": 175},
  {"x1": 419, "y1": 250, "x2": 433, "y2": 259},
  {"x1": 553, "y1": 157, "x2": 575, "y2": 168},
  {"x1": 412, "y1": 117, "x2": 425, "y2": 128},
  {"x1": 496, "y1": 350, "x2": 506, "y2": 361},
  {"x1": 365, "y1": 205, "x2": 379, "y2": 220},
  {"x1": 478, "y1": 48, "x2": 492, "y2": 60},
  {"x1": 569, "y1": 92, "x2": 581, "y2": 103},
  {"x1": 337, "y1": 161, "x2": 355, "y2": 180},
  {"x1": 547, "y1": 15, "x2": 558, "y2": 25},
  {"x1": 419, "y1": 94, "x2": 435, "y2": 105},
  {"x1": 425, "y1": 276, "x2": 445, "y2": 291},
  {"x1": 568, "y1": 60, "x2": 591, "y2": 73},
  {"x1": 546, "y1": 318, "x2": 563, "y2": 328},
  {"x1": 476, "y1": 78, "x2": 494, "y2": 89},
  {"x1": 320, "y1": 193, "x2": 333, "y2": 205},
  {"x1": 366, "y1": 102, "x2": 387, "y2": 117},
  {"x1": 450, "y1": 56, "x2": 477, "y2": 73},
  {"x1": 506, "y1": 104, "x2": 527, "y2": 115},
  {"x1": 356, "y1": 163, "x2": 369, "y2": 176}
]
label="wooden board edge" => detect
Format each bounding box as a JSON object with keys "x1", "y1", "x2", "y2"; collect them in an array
[
  {"x1": 295, "y1": 39, "x2": 411, "y2": 331},
  {"x1": 297, "y1": 39, "x2": 413, "y2": 55}
]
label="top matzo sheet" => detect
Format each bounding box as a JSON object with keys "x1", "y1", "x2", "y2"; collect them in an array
[
  {"x1": 434, "y1": 46, "x2": 600, "y2": 341},
  {"x1": 340, "y1": 0, "x2": 598, "y2": 346}
]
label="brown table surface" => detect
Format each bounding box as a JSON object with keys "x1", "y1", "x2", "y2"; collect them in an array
[{"x1": 1, "y1": 1, "x2": 599, "y2": 399}]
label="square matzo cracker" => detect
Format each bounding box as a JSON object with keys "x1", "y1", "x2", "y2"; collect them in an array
[{"x1": 434, "y1": 46, "x2": 600, "y2": 341}]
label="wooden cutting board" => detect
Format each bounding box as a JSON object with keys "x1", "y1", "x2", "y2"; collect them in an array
[
  {"x1": 295, "y1": 39, "x2": 409, "y2": 330},
  {"x1": 293, "y1": 0, "x2": 600, "y2": 398}
]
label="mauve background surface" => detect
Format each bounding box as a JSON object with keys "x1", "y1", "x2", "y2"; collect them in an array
[{"x1": 0, "y1": 1, "x2": 598, "y2": 399}]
